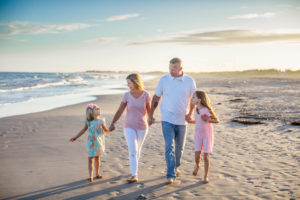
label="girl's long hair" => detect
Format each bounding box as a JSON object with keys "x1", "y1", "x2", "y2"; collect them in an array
[
  {"x1": 195, "y1": 90, "x2": 218, "y2": 119},
  {"x1": 86, "y1": 105, "x2": 95, "y2": 121},
  {"x1": 126, "y1": 73, "x2": 144, "y2": 91}
]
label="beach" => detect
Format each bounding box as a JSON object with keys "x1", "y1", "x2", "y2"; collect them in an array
[{"x1": 0, "y1": 72, "x2": 299, "y2": 200}]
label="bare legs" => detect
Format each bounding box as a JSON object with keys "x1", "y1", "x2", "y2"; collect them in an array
[
  {"x1": 88, "y1": 157, "x2": 94, "y2": 182},
  {"x1": 95, "y1": 156, "x2": 101, "y2": 177},
  {"x1": 88, "y1": 156, "x2": 101, "y2": 182},
  {"x1": 203, "y1": 153, "x2": 210, "y2": 183},
  {"x1": 193, "y1": 151, "x2": 210, "y2": 183},
  {"x1": 193, "y1": 151, "x2": 201, "y2": 176}
]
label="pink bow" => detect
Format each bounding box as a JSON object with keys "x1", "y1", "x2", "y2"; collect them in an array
[{"x1": 86, "y1": 103, "x2": 94, "y2": 109}]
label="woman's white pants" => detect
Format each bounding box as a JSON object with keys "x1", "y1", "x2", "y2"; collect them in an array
[{"x1": 124, "y1": 128, "x2": 148, "y2": 177}]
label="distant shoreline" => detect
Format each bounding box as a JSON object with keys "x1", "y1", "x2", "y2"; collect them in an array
[
  {"x1": 86, "y1": 68, "x2": 300, "y2": 75},
  {"x1": 85, "y1": 69, "x2": 300, "y2": 78},
  {"x1": 1, "y1": 68, "x2": 299, "y2": 75}
]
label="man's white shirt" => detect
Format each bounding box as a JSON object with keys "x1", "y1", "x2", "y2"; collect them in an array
[{"x1": 155, "y1": 73, "x2": 196, "y2": 125}]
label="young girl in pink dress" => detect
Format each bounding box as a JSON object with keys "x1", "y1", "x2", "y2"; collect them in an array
[{"x1": 190, "y1": 90, "x2": 219, "y2": 183}]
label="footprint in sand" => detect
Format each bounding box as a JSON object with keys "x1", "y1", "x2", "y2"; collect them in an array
[
  {"x1": 2, "y1": 140, "x2": 10, "y2": 149},
  {"x1": 109, "y1": 181, "x2": 119, "y2": 184},
  {"x1": 137, "y1": 182, "x2": 145, "y2": 189}
]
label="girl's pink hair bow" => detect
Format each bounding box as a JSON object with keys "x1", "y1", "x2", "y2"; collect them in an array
[{"x1": 86, "y1": 103, "x2": 95, "y2": 109}]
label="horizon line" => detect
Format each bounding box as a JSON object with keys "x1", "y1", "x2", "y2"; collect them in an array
[{"x1": 0, "y1": 68, "x2": 300, "y2": 74}]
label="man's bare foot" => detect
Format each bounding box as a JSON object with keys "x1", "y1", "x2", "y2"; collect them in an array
[
  {"x1": 175, "y1": 168, "x2": 181, "y2": 176},
  {"x1": 203, "y1": 176, "x2": 209, "y2": 183},
  {"x1": 166, "y1": 178, "x2": 175, "y2": 185},
  {"x1": 192, "y1": 166, "x2": 200, "y2": 176}
]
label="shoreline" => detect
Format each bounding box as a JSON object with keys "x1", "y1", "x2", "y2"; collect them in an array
[{"x1": 0, "y1": 74, "x2": 157, "y2": 119}]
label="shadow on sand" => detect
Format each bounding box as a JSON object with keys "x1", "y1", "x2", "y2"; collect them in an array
[
  {"x1": 4, "y1": 176, "x2": 206, "y2": 200},
  {"x1": 3, "y1": 175, "x2": 125, "y2": 200}
]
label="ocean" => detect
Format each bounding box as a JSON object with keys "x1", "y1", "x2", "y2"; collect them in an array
[{"x1": 0, "y1": 72, "x2": 155, "y2": 118}]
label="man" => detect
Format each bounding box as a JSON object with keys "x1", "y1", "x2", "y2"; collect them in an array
[{"x1": 148, "y1": 57, "x2": 196, "y2": 185}]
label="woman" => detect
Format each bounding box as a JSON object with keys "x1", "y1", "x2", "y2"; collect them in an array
[{"x1": 109, "y1": 73, "x2": 151, "y2": 183}]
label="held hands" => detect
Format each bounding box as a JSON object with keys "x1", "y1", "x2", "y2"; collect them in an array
[
  {"x1": 185, "y1": 113, "x2": 193, "y2": 123},
  {"x1": 147, "y1": 116, "x2": 155, "y2": 126},
  {"x1": 201, "y1": 114, "x2": 210, "y2": 122},
  {"x1": 109, "y1": 123, "x2": 115, "y2": 132}
]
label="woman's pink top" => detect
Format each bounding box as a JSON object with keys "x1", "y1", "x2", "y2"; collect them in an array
[{"x1": 121, "y1": 91, "x2": 150, "y2": 130}]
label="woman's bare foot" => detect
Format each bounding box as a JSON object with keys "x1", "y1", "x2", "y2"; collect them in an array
[
  {"x1": 88, "y1": 177, "x2": 93, "y2": 183},
  {"x1": 192, "y1": 166, "x2": 200, "y2": 176},
  {"x1": 127, "y1": 176, "x2": 138, "y2": 183}
]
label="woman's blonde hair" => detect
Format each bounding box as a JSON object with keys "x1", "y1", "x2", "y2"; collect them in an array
[
  {"x1": 195, "y1": 90, "x2": 218, "y2": 119},
  {"x1": 127, "y1": 73, "x2": 144, "y2": 90},
  {"x1": 86, "y1": 103, "x2": 96, "y2": 121}
]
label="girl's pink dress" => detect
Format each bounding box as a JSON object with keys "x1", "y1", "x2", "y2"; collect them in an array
[{"x1": 194, "y1": 107, "x2": 214, "y2": 153}]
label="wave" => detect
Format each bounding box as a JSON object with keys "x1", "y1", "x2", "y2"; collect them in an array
[
  {"x1": 0, "y1": 80, "x2": 70, "y2": 93},
  {"x1": 0, "y1": 74, "x2": 94, "y2": 93},
  {"x1": 67, "y1": 76, "x2": 89, "y2": 85}
]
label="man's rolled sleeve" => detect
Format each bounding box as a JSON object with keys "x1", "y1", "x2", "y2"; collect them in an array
[{"x1": 155, "y1": 78, "x2": 163, "y2": 97}]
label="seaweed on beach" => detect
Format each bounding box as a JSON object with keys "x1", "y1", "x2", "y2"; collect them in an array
[
  {"x1": 230, "y1": 98, "x2": 245, "y2": 103},
  {"x1": 290, "y1": 120, "x2": 300, "y2": 126},
  {"x1": 232, "y1": 117, "x2": 265, "y2": 125}
]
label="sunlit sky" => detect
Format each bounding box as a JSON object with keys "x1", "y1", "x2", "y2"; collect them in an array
[{"x1": 1, "y1": 0, "x2": 300, "y2": 72}]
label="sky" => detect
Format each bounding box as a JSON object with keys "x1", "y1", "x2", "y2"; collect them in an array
[{"x1": 0, "y1": 0, "x2": 300, "y2": 72}]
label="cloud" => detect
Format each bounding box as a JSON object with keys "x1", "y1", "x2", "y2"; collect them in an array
[
  {"x1": 129, "y1": 29, "x2": 300, "y2": 46},
  {"x1": 85, "y1": 37, "x2": 116, "y2": 43},
  {"x1": 276, "y1": 4, "x2": 292, "y2": 8},
  {"x1": 0, "y1": 21, "x2": 92, "y2": 36},
  {"x1": 229, "y1": 12, "x2": 276, "y2": 19},
  {"x1": 0, "y1": 37, "x2": 28, "y2": 42},
  {"x1": 106, "y1": 13, "x2": 140, "y2": 21}
]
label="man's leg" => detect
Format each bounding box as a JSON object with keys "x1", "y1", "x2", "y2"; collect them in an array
[
  {"x1": 161, "y1": 121, "x2": 176, "y2": 179},
  {"x1": 174, "y1": 125, "x2": 187, "y2": 170}
]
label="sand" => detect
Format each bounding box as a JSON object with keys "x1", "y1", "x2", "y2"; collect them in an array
[{"x1": 0, "y1": 73, "x2": 299, "y2": 200}]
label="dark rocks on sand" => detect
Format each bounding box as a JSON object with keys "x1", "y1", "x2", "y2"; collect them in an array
[
  {"x1": 290, "y1": 120, "x2": 300, "y2": 126},
  {"x1": 230, "y1": 98, "x2": 245, "y2": 103},
  {"x1": 232, "y1": 117, "x2": 265, "y2": 125},
  {"x1": 240, "y1": 113, "x2": 269, "y2": 120}
]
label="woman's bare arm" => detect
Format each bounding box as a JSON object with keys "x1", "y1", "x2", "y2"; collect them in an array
[{"x1": 109, "y1": 102, "x2": 127, "y2": 131}]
